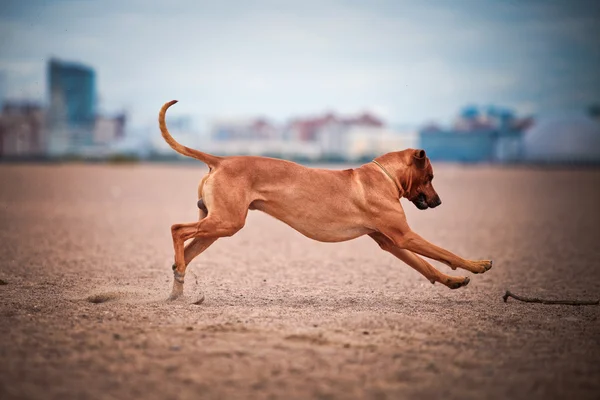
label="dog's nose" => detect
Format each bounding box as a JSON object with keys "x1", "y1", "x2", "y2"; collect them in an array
[{"x1": 432, "y1": 197, "x2": 442, "y2": 208}]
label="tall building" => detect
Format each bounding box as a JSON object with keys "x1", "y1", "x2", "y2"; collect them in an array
[
  {"x1": 47, "y1": 58, "x2": 96, "y2": 155},
  {"x1": 0, "y1": 72, "x2": 5, "y2": 111}
]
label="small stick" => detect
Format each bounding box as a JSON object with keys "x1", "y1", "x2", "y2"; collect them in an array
[{"x1": 503, "y1": 290, "x2": 599, "y2": 306}]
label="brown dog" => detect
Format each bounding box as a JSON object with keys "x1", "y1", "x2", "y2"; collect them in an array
[{"x1": 159, "y1": 100, "x2": 492, "y2": 300}]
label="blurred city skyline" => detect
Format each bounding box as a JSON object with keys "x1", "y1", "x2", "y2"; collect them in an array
[{"x1": 1, "y1": 0, "x2": 599, "y2": 129}]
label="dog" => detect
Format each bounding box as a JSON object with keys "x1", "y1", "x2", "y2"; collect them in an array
[{"x1": 159, "y1": 100, "x2": 492, "y2": 300}]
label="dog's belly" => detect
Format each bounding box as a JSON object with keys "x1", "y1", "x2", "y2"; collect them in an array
[
  {"x1": 250, "y1": 199, "x2": 373, "y2": 243},
  {"x1": 283, "y1": 220, "x2": 371, "y2": 242}
]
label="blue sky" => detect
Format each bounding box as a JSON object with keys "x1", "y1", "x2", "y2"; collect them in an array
[{"x1": 0, "y1": 0, "x2": 599, "y2": 128}]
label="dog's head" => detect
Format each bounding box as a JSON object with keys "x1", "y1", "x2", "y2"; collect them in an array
[{"x1": 404, "y1": 149, "x2": 441, "y2": 210}]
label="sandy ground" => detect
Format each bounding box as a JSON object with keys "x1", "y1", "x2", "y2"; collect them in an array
[{"x1": 0, "y1": 163, "x2": 599, "y2": 400}]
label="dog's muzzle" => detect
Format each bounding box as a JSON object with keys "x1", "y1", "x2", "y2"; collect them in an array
[
  {"x1": 412, "y1": 193, "x2": 429, "y2": 210},
  {"x1": 429, "y1": 195, "x2": 442, "y2": 208},
  {"x1": 412, "y1": 194, "x2": 441, "y2": 210}
]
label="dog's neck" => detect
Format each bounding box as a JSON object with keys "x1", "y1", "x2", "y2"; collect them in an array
[
  {"x1": 371, "y1": 158, "x2": 412, "y2": 199},
  {"x1": 401, "y1": 166, "x2": 416, "y2": 198},
  {"x1": 371, "y1": 160, "x2": 401, "y2": 194}
]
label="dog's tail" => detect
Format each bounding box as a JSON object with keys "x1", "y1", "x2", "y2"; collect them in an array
[{"x1": 159, "y1": 100, "x2": 222, "y2": 167}]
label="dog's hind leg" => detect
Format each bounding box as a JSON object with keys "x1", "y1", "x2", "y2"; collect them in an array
[
  {"x1": 369, "y1": 233, "x2": 470, "y2": 289},
  {"x1": 183, "y1": 237, "x2": 217, "y2": 266},
  {"x1": 168, "y1": 188, "x2": 249, "y2": 300},
  {"x1": 169, "y1": 208, "x2": 218, "y2": 297},
  {"x1": 168, "y1": 236, "x2": 218, "y2": 300},
  {"x1": 169, "y1": 216, "x2": 244, "y2": 300}
]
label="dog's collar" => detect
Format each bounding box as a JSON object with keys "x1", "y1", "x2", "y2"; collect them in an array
[{"x1": 372, "y1": 160, "x2": 402, "y2": 195}]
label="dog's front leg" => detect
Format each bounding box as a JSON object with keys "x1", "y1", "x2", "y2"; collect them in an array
[
  {"x1": 369, "y1": 233, "x2": 470, "y2": 289},
  {"x1": 377, "y1": 212, "x2": 492, "y2": 274},
  {"x1": 394, "y1": 229, "x2": 492, "y2": 273}
]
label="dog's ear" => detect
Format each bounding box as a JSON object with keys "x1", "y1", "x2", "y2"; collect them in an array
[{"x1": 413, "y1": 149, "x2": 427, "y2": 169}]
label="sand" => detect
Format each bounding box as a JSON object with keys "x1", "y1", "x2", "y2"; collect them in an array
[{"x1": 0, "y1": 163, "x2": 599, "y2": 400}]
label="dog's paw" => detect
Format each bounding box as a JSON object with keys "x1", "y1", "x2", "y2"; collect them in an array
[
  {"x1": 446, "y1": 276, "x2": 470, "y2": 289},
  {"x1": 168, "y1": 280, "x2": 184, "y2": 301},
  {"x1": 470, "y1": 260, "x2": 492, "y2": 274}
]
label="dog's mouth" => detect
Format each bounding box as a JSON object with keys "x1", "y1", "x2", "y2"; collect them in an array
[
  {"x1": 412, "y1": 193, "x2": 429, "y2": 210},
  {"x1": 411, "y1": 192, "x2": 442, "y2": 210}
]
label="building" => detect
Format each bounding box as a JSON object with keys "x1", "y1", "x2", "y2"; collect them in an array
[
  {"x1": 47, "y1": 58, "x2": 96, "y2": 155},
  {"x1": 285, "y1": 111, "x2": 384, "y2": 143},
  {"x1": 419, "y1": 106, "x2": 530, "y2": 163},
  {"x1": 94, "y1": 113, "x2": 126, "y2": 145},
  {"x1": 0, "y1": 102, "x2": 45, "y2": 157},
  {"x1": 311, "y1": 112, "x2": 387, "y2": 159},
  {"x1": 420, "y1": 129, "x2": 497, "y2": 162},
  {"x1": 202, "y1": 116, "x2": 318, "y2": 159},
  {"x1": 337, "y1": 126, "x2": 418, "y2": 161},
  {"x1": 198, "y1": 110, "x2": 420, "y2": 161},
  {"x1": 200, "y1": 110, "x2": 392, "y2": 161},
  {"x1": 210, "y1": 117, "x2": 278, "y2": 141},
  {"x1": 522, "y1": 114, "x2": 600, "y2": 163}
]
